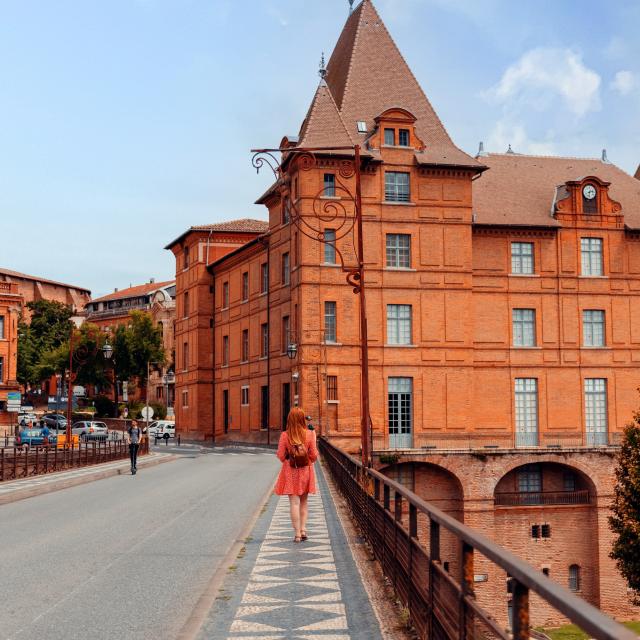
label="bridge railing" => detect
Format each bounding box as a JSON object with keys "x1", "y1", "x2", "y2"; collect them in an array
[{"x1": 319, "y1": 437, "x2": 635, "y2": 640}]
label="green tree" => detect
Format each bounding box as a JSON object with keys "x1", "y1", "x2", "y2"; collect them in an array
[
  {"x1": 112, "y1": 311, "x2": 165, "y2": 399},
  {"x1": 609, "y1": 415, "x2": 640, "y2": 604},
  {"x1": 17, "y1": 300, "x2": 73, "y2": 386}
]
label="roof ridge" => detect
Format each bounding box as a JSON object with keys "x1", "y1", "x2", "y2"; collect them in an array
[
  {"x1": 487, "y1": 152, "x2": 604, "y2": 162},
  {"x1": 336, "y1": 1, "x2": 366, "y2": 113}
]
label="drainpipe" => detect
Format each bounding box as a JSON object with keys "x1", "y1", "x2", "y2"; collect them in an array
[
  {"x1": 210, "y1": 260, "x2": 216, "y2": 446},
  {"x1": 265, "y1": 238, "x2": 271, "y2": 446}
]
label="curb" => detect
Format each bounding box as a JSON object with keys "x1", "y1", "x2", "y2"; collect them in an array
[{"x1": 0, "y1": 453, "x2": 178, "y2": 506}]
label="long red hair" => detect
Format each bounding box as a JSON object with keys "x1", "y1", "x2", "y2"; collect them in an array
[{"x1": 286, "y1": 407, "x2": 307, "y2": 446}]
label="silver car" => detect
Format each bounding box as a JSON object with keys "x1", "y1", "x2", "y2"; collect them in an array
[{"x1": 71, "y1": 421, "x2": 109, "y2": 441}]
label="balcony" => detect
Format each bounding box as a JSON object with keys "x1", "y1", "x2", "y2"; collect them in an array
[
  {"x1": 495, "y1": 489, "x2": 591, "y2": 507},
  {"x1": 372, "y1": 430, "x2": 622, "y2": 453}
]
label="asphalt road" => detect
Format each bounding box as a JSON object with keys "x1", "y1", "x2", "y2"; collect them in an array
[{"x1": 0, "y1": 446, "x2": 280, "y2": 640}]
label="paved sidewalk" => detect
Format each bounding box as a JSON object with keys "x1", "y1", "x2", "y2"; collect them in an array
[
  {"x1": 198, "y1": 463, "x2": 383, "y2": 640},
  {"x1": 0, "y1": 450, "x2": 174, "y2": 504}
]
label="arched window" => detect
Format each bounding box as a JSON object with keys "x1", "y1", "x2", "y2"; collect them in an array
[{"x1": 568, "y1": 564, "x2": 580, "y2": 591}]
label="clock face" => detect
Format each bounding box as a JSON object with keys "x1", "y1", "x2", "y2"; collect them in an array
[{"x1": 583, "y1": 185, "x2": 597, "y2": 200}]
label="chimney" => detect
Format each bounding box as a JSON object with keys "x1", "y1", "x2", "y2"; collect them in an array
[
  {"x1": 150, "y1": 278, "x2": 155, "y2": 284},
  {"x1": 114, "y1": 288, "x2": 118, "y2": 293},
  {"x1": 601, "y1": 149, "x2": 609, "y2": 163}
]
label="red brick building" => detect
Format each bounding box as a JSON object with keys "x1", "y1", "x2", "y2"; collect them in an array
[
  {"x1": 167, "y1": 0, "x2": 640, "y2": 626},
  {"x1": 0, "y1": 282, "x2": 23, "y2": 426}
]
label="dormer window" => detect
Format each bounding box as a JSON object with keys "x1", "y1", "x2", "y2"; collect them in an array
[
  {"x1": 582, "y1": 184, "x2": 597, "y2": 214},
  {"x1": 357, "y1": 121, "x2": 367, "y2": 133},
  {"x1": 399, "y1": 129, "x2": 410, "y2": 147},
  {"x1": 384, "y1": 128, "x2": 395, "y2": 145}
]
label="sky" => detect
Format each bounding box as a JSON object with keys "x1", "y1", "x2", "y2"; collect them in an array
[{"x1": 1, "y1": 0, "x2": 639, "y2": 298}]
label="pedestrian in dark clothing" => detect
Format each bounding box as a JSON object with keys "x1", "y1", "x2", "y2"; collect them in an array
[{"x1": 128, "y1": 420, "x2": 142, "y2": 475}]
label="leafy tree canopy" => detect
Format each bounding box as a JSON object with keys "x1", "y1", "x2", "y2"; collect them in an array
[
  {"x1": 17, "y1": 300, "x2": 73, "y2": 386},
  {"x1": 609, "y1": 414, "x2": 640, "y2": 604}
]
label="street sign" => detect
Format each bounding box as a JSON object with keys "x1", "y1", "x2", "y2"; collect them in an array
[
  {"x1": 7, "y1": 406, "x2": 21, "y2": 412},
  {"x1": 141, "y1": 407, "x2": 154, "y2": 420},
  {"x1": 20, "y1": 405, "x2": 34, "y2": 412},
  {"x1": 8, "y1": 392, "x2": 21, "y2": 402}
]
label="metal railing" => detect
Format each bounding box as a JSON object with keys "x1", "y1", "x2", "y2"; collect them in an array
[
  {"x1": 494, "y1": 489, "x2": 591, "y2": 507},
  {"x1": 372, "y1": 431, "x2": 622, "y2": 452},
  {"x1": 0, "y1": 438, "x2": 149, "y2": 482},
  {"x1": 319, "y1": 437, "x2": 634, "y2": 640}
]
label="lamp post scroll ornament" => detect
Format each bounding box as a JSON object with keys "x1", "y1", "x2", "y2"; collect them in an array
[{"x1": 251, "y1": 145, "x2": 372, "y2": 466}]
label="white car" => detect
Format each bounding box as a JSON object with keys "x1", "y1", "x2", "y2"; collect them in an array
[
  {"x1": 149, "y1": 420, "x2": 175, "y2": 440},
  {"x1": 72, "y1": 421, "x2": 109, "y2": 441}
]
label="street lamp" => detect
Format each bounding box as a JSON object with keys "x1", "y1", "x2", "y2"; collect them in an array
[{"x1": 252, "y1": 144, "x2": 372, "y2": 466}]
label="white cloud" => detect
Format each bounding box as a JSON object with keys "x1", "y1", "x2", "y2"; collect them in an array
[
  {"x1": 487, "y1": 120, "x2": 556, "y2": 156},
  {"x1": 611, "y1": 70, "x2": 636, "y2": 96},
  {"x1": 486, "y1": 48, "x2": 601, "y2": 117}
]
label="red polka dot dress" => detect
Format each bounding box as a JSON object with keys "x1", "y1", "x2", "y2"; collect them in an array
[{"x1": 274, "y1": 430, "x2": 318, "y2": 496}]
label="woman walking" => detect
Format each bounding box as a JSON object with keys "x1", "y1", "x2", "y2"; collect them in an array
[{"x1": 275, "y1": 407, "x2": 318, "y2": 543}]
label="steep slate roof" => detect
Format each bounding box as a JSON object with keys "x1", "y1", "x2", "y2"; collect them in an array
[
  {"x1": 0, "y1": 267, "x2": 91, "y2": 293},
  {"x1": 473, "y1": 153, "x2": 640, "y2": 229},
  {"x1": 90, "y1": 280, "x2": 175, "y2": 304},
  {"x1": 298, "y1": 80, "x2": 354, "y2": 149},
  {"x1": 320, "y1": 0, "x2": 481, "y2": 169},
  {"x1": 164, "y1": 218, "x2": 268, "y2": 249}
]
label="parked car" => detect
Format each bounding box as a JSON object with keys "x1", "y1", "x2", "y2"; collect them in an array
[
  {"x1": 42, "y1": 413, "x2": 68, "y2": 430},
  {"x1": 149, "y1": 420, "x2": 175, "y2": 440},
  {"x1": 17, "y1": 412, "x2": 37, "y2": 425},
  {"x1": 71, "y1": 421, "x2": 109, "y2": 441},
  {"x1": 16, "y1": 428, "x2": 57, "y2": 448}
]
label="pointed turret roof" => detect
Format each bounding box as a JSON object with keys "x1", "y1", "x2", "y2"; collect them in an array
[
  {"x1": 311, "y1": 0, "x2": 481, "y2": 169},
  {"x1": 298, "y1": 80, "x2": 354, "y2": 149}
]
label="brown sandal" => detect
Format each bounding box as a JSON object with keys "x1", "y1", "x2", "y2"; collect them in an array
[{"x1": 301, "y1": 531, "x2": 308, "y2": 541}]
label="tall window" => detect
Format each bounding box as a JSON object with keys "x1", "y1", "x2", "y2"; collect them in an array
[
  {"x1": 241, "y1": 329, "x2": 249, "y2": 362},
  {"x1": 568, "y1": 565, "x2": 581, "y2": 592},
  {"x1": 327, "y1": 375, "x2": 338, "y2": 401},
  {"x1": 261, "y1": 262, "x2": 269, "y2": 293},
  {"x1": 241, "y1": 386, "x2": 249, "y2": 406},
  {"x1": 585, "y1": 379, "x2": 607, "y2": 445},
  {"x1": 261, "y1": 323, "x2": 269, "y2": 357},
  {"x1": 515, "y1": 378, "x2": 538, "y2": 447},
  {"x1": 0, "y1": 316, "x2": 4, "y2": 339},
  {"x1": 0, "y1": 356, "x2": 4, "y2": 382},
  {"x1": 282, "y1": 201, "x2": 290, "y2": 224},
  {"x1": 517, "y1": 464, "x2": 542, "y2": 492},
  {"x1": 386, "y1": 234, "x2": 411, "y2": 268},
  {"x1": 222, "y1": 335, "x2": 229, "y2": 366},
  {"x1": 183, "y1": 245, "x2": 190, "y2": 270},
  {"x1": 512, "y1": 309, "x2": 536, "y2": 347},
  {"x1": 182, "y1": 390, "x2": 189, "y2": 408},
  {"x1": 581, "y1": 238, "x2": 603, "y2": 276},
  {"x1": 385, "y1": 172, "x2": 410, "y2": 202},
  {"x1": 398, "y1": 129, "x2": 410, "y2": 147},
  {"x1": 324, "y1": 229, "x2": 336, "y2": 264},
  {"x1": 182, "y1": 341, "x2": 189, "y2": 370},
  {"x1": 388, "y1": 377, "x2": 413, "y2": 447},
  {"x1": 324, "y1": 301, "x2": 337, "y2": 343},
  {"x1": 282, "y1": 316, "x2": 290, "y2": 353},
  {"x1": 183, "y1": 292, "x2": 189, "y2": 318},
  {"x1": 384, "y1": 128, "x2": 395, "y2": 145},
  {"x1": 281, "y1": 252, "x2": 290, "y2": 285},
  {"x1": 242, "y1": 272, "x2": 249, "y2": 302},
  {"x1": 387, "y1": 304, "x2": 412, "y2": 345},
  {"x1": 511, "y1": 242, "x2": 534, "y2": 274},
  {"x1": 323, "y1": 174, "x2": 336, "y2": 197},
  {"x1": 583, "y1": 310, "x2": 605, "y2": 347},
  {"x1": 222, "y1": 281, "x2": 229, "y2": 308}
]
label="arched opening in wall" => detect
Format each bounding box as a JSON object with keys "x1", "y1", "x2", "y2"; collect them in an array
[
  {"x1": 382, "y1": 462, "x2": 464, "y2": 577},
  {"x1": 493, "y1": 462, "x2": 599, "y2": 627}
]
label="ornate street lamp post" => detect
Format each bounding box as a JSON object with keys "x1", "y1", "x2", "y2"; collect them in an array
[{"x1": 251, "y1": 144, "x2": 372, "y2": 466}]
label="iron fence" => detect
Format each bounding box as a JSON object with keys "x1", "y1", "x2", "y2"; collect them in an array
[
  {"x1": 319, "y1": 437, "x2": 634, "y2": 640},
  {"x1": 0, "y1": 438, "x2": 149, "y2": 482},
  {"x1": 494, "y1": 489, "x2": 591, "y2": 507}
]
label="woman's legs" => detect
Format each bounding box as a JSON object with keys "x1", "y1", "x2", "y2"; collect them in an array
[
  {"x1": 289, "y1": 495, "x2": 301, "y2": 538},
  {"x1": 300, "y1": 493, "x2": 309, "y2": 536}
]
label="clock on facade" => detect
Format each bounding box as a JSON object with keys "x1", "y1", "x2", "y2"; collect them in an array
[{"x1": 583, "y1": 184, "x2": 597, "y2": 200}]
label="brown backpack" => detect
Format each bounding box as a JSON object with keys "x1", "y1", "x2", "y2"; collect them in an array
[{"x1": 288, "y1": 440, "x2": 310, "y2": 468}]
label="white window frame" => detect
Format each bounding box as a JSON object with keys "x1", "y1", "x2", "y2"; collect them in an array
[
  {"x1": 581, "y1": 238, "x2": 603, "y2": 276},
  {"x1": 515, "y1": 378, "x2": 538, "y2": 447},
  {"x1": 324, "y1": 301, "x2": 337, "y2": 343},
  {"x1": 387, "y1": 304, "x2": 412, "y2": 345},
  {"x1": 241, "y1": 385, "x2": 249, "y2": 406},
  {"x1": 512, "y1": 309, "x2": 536, "y2": 347},
  {"x1": 182, "y1": 390, "x2": 189, "y2": 408},
  {"x1": 386, "y1": 234, "x2": 411, "y2": 269},
  {"x1": 385, "y1": 172, "x2": 410, "y2": 203},
  {"x1": 585, "y1": 379, "x2": 607, "y2": 445},
  {"x1": 511, "y1": 242, "x2": 534, "y2": 275},
  {"x1": 324, "y1": 229, "x2": 337, "y2": 264},
  {"x1": 583, "y1": 309, "x2": 605, "y2": 347}
]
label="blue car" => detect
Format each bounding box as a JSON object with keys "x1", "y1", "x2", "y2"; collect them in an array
[{"x1": 16, "y1": 428, "x2": 57, "y2": 447}]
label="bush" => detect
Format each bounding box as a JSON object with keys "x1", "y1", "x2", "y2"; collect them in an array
[
  {"x1": 93, "y1": 395, "x2": 115, "y2": 418},
  {"x1": 149, "y1": 402, "x2": 167, "y2": 420}
]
